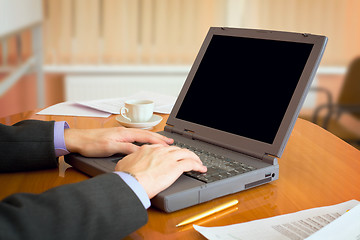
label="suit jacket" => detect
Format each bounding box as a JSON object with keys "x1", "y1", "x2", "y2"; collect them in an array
[{"x1": 0, "y1": 120, "x2": 148, "y2": 239}]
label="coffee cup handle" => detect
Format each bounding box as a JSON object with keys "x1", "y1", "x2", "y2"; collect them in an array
[{"x1": 120, "y1": 107, "x2": 132, "y2": 122}]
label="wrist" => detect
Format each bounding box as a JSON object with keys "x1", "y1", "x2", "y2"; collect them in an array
[
  {"x1": 122, "y1": 171, "x2": 139, "y2": 182},
  {"x1": 64, "y1": 128, "x2": 82, "y2": 153}
]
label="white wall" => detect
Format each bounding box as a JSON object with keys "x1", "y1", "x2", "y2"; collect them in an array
[
  {"x1": 0, "y1": 0, "x2": 42, "y2": 37},
  {"x1": 62, "y1": 66, "x2": 190, "y2": 101}
]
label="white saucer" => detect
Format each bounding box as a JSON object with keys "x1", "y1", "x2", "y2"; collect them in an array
[{"x1": 116, "y1": 114, "x2": 163, "y2": 129}]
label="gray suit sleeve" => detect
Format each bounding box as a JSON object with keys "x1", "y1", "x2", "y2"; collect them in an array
[
  {"x1": 0, "y1": 120, "x2": 58, "y2": 172},
  {"x1": 0, "y1": 120, "x2": 148, "y2": 238},
  {"x1": 0, "y1": 173, "x2": 148, "y2": 240}
]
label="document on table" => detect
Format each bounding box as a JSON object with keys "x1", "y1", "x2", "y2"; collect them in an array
[
  {"x1": 37, "y1": 91, "x2": 177, "y2": 117},
  {"x1": 36, "y1": 102, "x2": 112, "y2": 118},
  {"x1": 194, "y1": 200, "x2": 360, "y2": 240},
  {"x1": 76, "y1": 91, "x2": 177, "y2": 114}
]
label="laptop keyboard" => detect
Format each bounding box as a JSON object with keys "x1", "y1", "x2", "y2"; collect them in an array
[
  {"x1": 173, "y1": 141, "x2": 257, "y2": 183},
  {"x1": 111, "y1": 141, "x2": 257, "y2": 183}
]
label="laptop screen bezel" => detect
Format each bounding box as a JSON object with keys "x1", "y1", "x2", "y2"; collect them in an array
[{"x1": 166, "y1": 27, "x2": 327, "y2": 158}]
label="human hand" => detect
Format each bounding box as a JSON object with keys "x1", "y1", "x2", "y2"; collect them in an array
[
  {"x1": 64, "y1": 127, "x2": 173, "y2": 157},
  {"x1": 115, "y1": 144, "x2": 207, "y2": 199}
]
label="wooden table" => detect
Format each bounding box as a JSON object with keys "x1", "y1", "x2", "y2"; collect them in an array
[{"x1": 1, "y1": 110, "x2": 360, "y2": 239}]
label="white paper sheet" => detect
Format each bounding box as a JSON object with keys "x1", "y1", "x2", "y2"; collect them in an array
[
  {"x1": 305, "y1": 202, "x2": 360, "y2": 240},
  {"x1": 36, "y1": 102, "x2": 111, "y2": 118},
  {"x1": 76, "y1": 97, "x2": 126, "y2": 114},
  {"x1": 194, "y1": 200, "x2": 359, "y2": 240},
  {"x1": 36, "y1": 91, "x2": 177, "y2": 117},
  {"x1": 77, "y1": 91, "x2": 177, "y2": 114}
]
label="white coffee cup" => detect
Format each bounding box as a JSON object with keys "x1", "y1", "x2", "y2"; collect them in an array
[{"x1": 120, "y1": 100, "x2": 154, "y2": 123}]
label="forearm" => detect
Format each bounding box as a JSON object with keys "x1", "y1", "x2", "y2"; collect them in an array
[
  {"x1": 0, "y1": 120, "x2": 151, "y2": 209},
  {"x1": 0, "y1": 120, "x2": 57, "y2": 172},
  {"x1": 0, "y1": 173, "x2": 148, "y2": 240}
]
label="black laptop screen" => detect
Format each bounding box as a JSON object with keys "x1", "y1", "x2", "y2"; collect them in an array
[{"x1": 176, "y1": 34, "x2": 313, "y2": 144}]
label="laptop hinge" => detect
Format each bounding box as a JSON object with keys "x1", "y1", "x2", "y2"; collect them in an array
[
  {"x1": 164, "y1": 124, "x2": 174, "y2": 133},
  {"x1": 164, "y1": 125, "x2": 194, "y2": 139},
  {"x1": 262, "y1": 154, "x2": 278, "y2": 165},
  {"x1": 182, "y1": 129, "x2": 195, "y2": 139}
]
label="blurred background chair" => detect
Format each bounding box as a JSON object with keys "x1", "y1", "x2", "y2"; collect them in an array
[{"x1": 310, "y1": 57, "x2": 360, "y2": 149}]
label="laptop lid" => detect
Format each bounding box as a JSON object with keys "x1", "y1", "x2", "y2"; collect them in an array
[{"x1": 165, "y1": 27, "x2": 327, "y2": 159}]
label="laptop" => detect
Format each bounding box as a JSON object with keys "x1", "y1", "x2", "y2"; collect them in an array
[{"x1": 65, "y1": 27, "x2": 327, "y2": 212}]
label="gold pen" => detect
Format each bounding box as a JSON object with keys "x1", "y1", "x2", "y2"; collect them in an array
[{"x1": 176, "y1": 199, "x2": 239, "y2": 227}]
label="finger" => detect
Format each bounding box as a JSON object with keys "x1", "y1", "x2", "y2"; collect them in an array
[
  {"x1": 160, "y1": 147, "x2": 207, "y2": 173},
  {"x1": 164, "y1": 147, "x2": 204, "y2": 166},
  {"x1": 120, "y1": 143, "x2": 164, "y2": 154},
  {"x1": 118, "y1": 142, "x2": 141, "y2": 154},
  {"x1": 128, "y1": 129, "x2": 174, "y2": 145},
  {"x1": 176, "y1": 158, "x2": 208, "y2": 173},
  {"x1": 101, "y1": 141, "x2": 144, "y2": 156}
]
